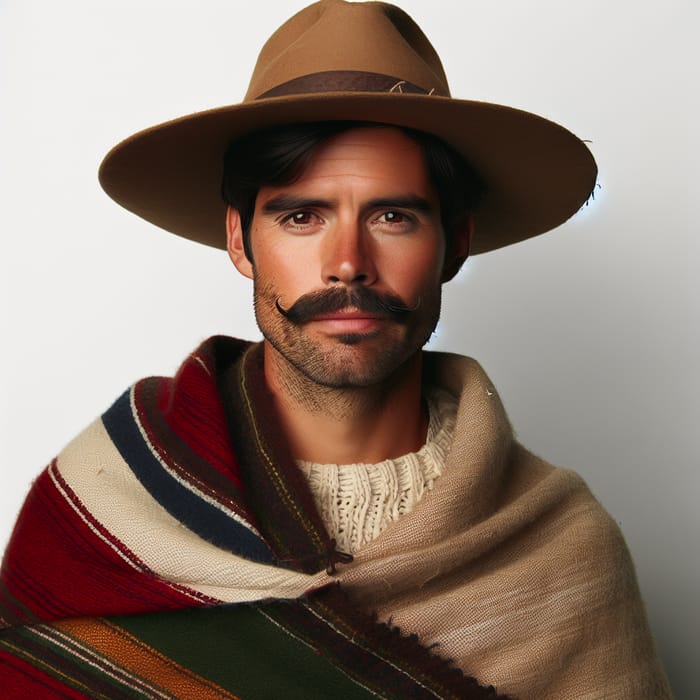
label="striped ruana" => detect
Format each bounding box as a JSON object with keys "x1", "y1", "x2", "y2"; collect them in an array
[{"x1": 0, "y1": 337, "x2": 509, "y2": 699}]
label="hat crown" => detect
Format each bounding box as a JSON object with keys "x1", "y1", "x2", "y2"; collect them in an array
[{"x1": 245, "y1": 0, "x2": 450, "y2": 100}]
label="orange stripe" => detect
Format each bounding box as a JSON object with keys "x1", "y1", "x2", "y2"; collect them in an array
[{"x1": 54, "y1": 618, "x2": 239, "y2": 700}]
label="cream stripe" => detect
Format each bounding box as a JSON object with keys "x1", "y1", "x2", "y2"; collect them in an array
[
  {"x1": 56, "y1": 418, "x2": 325, "y2": 603},
  {"x1": 49, "y1": 463, "x2": 146, "y2": 574}
]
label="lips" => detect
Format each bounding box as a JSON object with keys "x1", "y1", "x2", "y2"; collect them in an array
[
  {"x1": 310, "y1": 309, "x2": 387, "y2": 334},
  {"x1": 313, "y1": 307, "x2": 384, "y2": 321}
]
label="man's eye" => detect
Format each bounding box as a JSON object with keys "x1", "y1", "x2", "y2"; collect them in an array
[
  {"x1": 380, "y1": 211, "x2": 405, "y2": 223},
  {"x1": 375, "y1": 211, "x2": 415, "y2": 229},
  {"x1": 282, "y1": 211, "x2": 317, "y2": 227}
]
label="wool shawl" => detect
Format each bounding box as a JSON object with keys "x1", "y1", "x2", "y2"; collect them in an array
[{"x1": 0, "y1": 337, "x2": 671, "y2": 699}]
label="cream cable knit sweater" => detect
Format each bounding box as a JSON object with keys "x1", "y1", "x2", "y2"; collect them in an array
[{"x1": 297, "y1": 388, "x2": 457, "y2": 554}]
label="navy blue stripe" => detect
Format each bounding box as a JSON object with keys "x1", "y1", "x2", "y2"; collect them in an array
[{"x1": 102, "y1": 389, "x2": 275, "y2": 565}]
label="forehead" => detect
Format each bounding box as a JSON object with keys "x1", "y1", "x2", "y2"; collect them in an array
[{"x1": 279, "y1": 126, "x2": 434, "y2": 196}]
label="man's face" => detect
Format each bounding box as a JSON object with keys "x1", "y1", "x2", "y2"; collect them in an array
[{"x1": 229, "y1": 127, "x2": 458, "y2": 388}]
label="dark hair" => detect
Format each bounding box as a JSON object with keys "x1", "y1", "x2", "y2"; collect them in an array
[{"x1": 221, "y1": 121, "x2": 484, "y2": 261}]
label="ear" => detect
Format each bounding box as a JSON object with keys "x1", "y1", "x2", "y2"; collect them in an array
[
  {"x1": 441, "y1": 214, "x2": 474, "y2": 282},
  {"x1": 226, "y1": 206, "x2": 254, "y2": 280}
]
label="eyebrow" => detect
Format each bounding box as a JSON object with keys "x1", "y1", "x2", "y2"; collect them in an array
[
  {"x1": 365, "y1": 196, "x2": 435, "y2": 214},
  {"x1": 261, "y1": 194, "x2": 436, "y2": 215},
  {"x1": 261, "y1": 195, "x2": 332, "y2": 215}
]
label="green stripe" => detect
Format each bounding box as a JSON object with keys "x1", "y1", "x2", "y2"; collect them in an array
[{"x1": 111, "y1": 603, "x2": 378, "y2": 699}]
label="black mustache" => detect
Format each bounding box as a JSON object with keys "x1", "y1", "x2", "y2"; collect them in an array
[{"x1": 275, "y1": 287, "x2": 419, "y2": 324}]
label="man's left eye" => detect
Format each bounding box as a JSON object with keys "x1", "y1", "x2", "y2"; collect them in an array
[
  {"x1": 379, "y1": 211, "x2": 406, "y2": 223},
  {"x1": 290, "y1": 211, "x2": 314, "y2": 224}
]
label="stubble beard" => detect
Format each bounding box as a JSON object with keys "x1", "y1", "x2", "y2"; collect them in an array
[{"x1": 253, "y1": 280, "x2": 442, "y2": 390}]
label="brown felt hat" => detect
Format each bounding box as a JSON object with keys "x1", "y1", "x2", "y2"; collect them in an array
[{"x1": 98, "y1": 0, "x2": 597, "y2": 255}]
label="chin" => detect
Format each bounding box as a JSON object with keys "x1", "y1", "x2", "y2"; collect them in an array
[{"x1": 292, "y1": 341, "x2": 424, "y2": 389}]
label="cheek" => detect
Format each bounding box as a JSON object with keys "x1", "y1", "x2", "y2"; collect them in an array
[
  {"x1": 384, "y1": 238, "x2": 445, "y2": 289},
  {"x1": 253, "y1": 246, "x2": 321, "y2": 300}
]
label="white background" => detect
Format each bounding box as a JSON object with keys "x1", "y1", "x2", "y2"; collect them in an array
[{"x1": 1, "y1": 1, "x2": 697, "y2": 696}]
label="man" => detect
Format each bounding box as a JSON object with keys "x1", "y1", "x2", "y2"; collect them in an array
[{"x1": 0, "y1": 1, "x2": 672, "y2": 698}]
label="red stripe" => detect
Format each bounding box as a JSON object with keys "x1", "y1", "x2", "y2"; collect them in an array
[
  {"x1": 155, "y1": 343, "x2": 244, "y2": 487},
  {"x1": 1, "y1": 465, "x2": 210, "y2": 626},
  {"x1": 0, "y1": 648, "x2": 91, "y2": 699}
]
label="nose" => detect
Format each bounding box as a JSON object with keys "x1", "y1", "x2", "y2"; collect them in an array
[{"x1": 321, "y1": 221, "x2": 377, "y2": 287}]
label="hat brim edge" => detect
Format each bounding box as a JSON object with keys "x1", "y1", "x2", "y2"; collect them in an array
[{"x1": 98, "y1": 92, "x2": 597, "y2": 255}]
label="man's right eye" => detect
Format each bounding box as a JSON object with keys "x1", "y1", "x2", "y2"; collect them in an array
[
  {"x1": 289, "y1": 211, "x2": 313, "y2": 225},
  {"x1": 280, "y1": 211, "x2": 320, "y2": 230}
]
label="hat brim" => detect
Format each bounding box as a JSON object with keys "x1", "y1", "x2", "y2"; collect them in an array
[{"x1": 98, "y1": 92, "x2": 597, "y2": 255}]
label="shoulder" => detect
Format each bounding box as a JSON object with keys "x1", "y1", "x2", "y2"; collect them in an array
[
  {"x1": 513, "y1": 444, "x2": 633, "y2": 571},
  {"x1": 423, "y1": 349, "x2": 637, "y2": 585}
]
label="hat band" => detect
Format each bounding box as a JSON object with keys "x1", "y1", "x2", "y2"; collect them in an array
[{"x1": 256, "y1": 70, "x2": 443, "y2": 99}]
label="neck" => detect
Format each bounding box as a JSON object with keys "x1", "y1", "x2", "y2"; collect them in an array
[{"x1": 263, "y1": 342, "x2": 428, "y2": 464}]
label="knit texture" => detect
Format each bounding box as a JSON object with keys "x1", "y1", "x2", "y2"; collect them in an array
[{"x1": 297, "y1": 387, "x2": 457, "y2": 554}]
